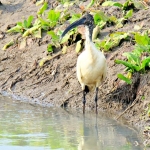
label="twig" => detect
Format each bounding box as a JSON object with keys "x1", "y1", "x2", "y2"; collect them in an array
[
  {"x1": 116, "y1": 96, "x2": 140, "y2": 120},
  {"x1": 61, "y1": 90, "x2": 82, "y2": 107},
  {"x1": 27, "y1": 77, "x2": 50, "y2": 87},
  {"x1": 1, "y1": 75, "x2": 13, "y2": 86}
]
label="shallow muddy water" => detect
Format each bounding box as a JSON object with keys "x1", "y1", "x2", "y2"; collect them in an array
[{"x1": 0, "y1": 95, "x2": 143, "y2": 150}]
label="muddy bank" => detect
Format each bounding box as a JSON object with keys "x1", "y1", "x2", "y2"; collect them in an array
[{"x1": 0, "y1": 0, "x2": 150, "y2": 146}]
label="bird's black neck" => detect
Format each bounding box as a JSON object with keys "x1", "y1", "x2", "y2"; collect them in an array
[
  {"x1": 86, "y1": 24, "x2": 94, "y2": 41},
  {"x1": 85, "y1": 25, "x2": 94, "y2": 41}
]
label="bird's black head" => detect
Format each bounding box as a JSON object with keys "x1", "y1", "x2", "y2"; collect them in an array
[
  {"x1": 61, "y1": 13, "x2": 94, "y2": 40},
  {"x1": 83, "y1": 13, "x2": 94, "y2": 30}
]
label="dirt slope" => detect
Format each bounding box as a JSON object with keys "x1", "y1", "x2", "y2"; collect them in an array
[{"x1": 0, "y1": 0, "x2": 150, "y2": 146}]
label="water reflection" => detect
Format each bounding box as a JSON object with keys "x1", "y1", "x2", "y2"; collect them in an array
[{"x1": 0, "y1": 95, "x2": 143, "y2": 150}]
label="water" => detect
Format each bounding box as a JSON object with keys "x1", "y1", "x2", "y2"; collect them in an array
[{"x1": 0, "y1": 95, "x2": 143, "y2": 150}]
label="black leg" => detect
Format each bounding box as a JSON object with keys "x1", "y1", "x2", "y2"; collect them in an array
[
  {"x1": 95, "y1": 87, "x2": 98, "y2": 114},
  {"x1": 83, "y1": 90, "x2": 86, "y2": 114},
  {"x1": 82, "y1": 86, "x2": 89, "y2": 114}
]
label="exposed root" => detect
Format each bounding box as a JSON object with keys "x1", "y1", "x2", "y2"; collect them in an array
[
  {"x1": 116, "y1": 87, "x2": 146, "y2": 120},
  {"x1": 115, "y1": 96, "x2": 140, "y2": 120}
]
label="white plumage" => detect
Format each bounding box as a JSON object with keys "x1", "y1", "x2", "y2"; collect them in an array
[
  {"x1": 61, "y1": 13, "x2": 107, "y2": 113},
  {"x1": 77, "y1": 26, "x2": 106, "y2": 92}
]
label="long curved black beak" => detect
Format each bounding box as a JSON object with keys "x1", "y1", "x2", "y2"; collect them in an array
[{"x1": 60, "y1": 17, "x2": 86, "y2": 40}]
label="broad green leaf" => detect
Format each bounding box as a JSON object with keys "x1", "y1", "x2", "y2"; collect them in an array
[
  {"x1": 142, "y1": 45, "x2": 150, "y2": 53},
  {"x1": 38, "y1": 17, "x2": 49, "y2": 26},
  {"x1": 134, "y1": 33, "x2": 149, "y2": 45},
  {"x1": 47, "y1": 10, "x2": 60, "y2": 27},
  {"x1": 134, "y1": 44, "x2": 150, "y2": 55},
  {"x1": 37, "y1": 2, "x2": 48, "y2": 15},
  {"x1": 104, "y1": 41, "x2": 114, "y2": 51},
  {"x1": 94, "y1": 11, "x2": 109, "y2": 24},
  {"x1": 48, "y1": 10, "x2": 60, "y2": 22},
  {"x1": 27, "y1": 15, "x2": 34, "y2": 28},
  {"x1": 75, "y1": 40, "x2": 82, "y2": 53},
  {"x1": 123, "y1": 52, "x2": 140, "y2": 66},
  {"x1": 102, "y1": 1, "x2": 123, "y2": 8},
  {"x1": 123, "y1": 0, "x2": 130, "y2": 10},
  {"x1": 124, "y1": 9, "x2": 133, "y2": 19},
  {"x1": 23, "y1": 20, "x2": 28, "y2": 28},
  {"x1": 117, "y1": 73, "x2": 132, "y2": 84},
  {"x1": 115, "y1": 59, "x2": 140, "y2": 72},
  {"x1": 17, "y1": 22, "x2": 23, "y2": 26},
  {"x1": 141, "y1": 57, "x2": 150, "y2": 70},
  {"x1": 38, "y1": 17, "x2": 50, "y2": 30},
  {"x1": 47, "y1": 31, "x2": 59, "y2": 41},
  {"x1": 47, "y1": 44, "x2": 53, "y2": 52},
  {"x1": 133, "y1": 46, "x2": 143, "y2": 56}
]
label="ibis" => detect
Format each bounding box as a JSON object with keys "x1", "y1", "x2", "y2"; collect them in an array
[{"x1": 61, "y1": 13, "x2": 107, "y2": 114}]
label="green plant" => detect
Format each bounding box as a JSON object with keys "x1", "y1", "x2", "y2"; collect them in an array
[
  {"x1": 47, "y1": 30, "x2": 60, "y2": 52},
  {"x1": 47, "y1": 10, "x2": 60, "y2": 27},
  {"x1": 115, "y1": 32, "x2": 150, "y2": 84},
  {"x1": 38, "y1": 9, "x2": 60, "y2": 31},
  {"x1": 93, "y1": 11, "x2": 110, "y2": 29},
  {"x1": 116, "y1": 9, "x2": 133, "y2": 28},
  {"x1": 94, "y1": 32, "x2": 129, "y2": 51},
  {"x1": 7, "y1": 15, "x2": 34, "y2": 34},
  {"x1": 2, "y1": 40, "x2": 14, "y2": 50},
  {"x1": 102, "y1": 0, "x2": 146, "y2": 10},
  {"x1": 5, "y1": 2, "x2": 62, "y2": 45},
  {"x1": 102, "y1": 0, "x2": 146, "y2": 28},
  {"x1": 37, "y1": 1, "x2": 48, "y2": 15}
]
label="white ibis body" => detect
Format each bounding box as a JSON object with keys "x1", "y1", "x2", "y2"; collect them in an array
[{"x1": 61, "y1": 13, "x2": 107, "y2": 114}]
